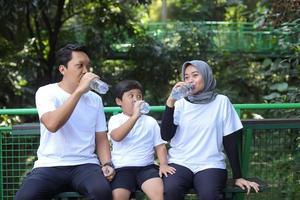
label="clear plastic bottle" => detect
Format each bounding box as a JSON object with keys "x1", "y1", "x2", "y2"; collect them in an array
[
  {"x1": 89, "y1": 79, "x2": 109, "y2": 94},
  {"x1": 171, "y1": 83, "x2": 193, "y2": 100},
  {"x1": 140, "y1": 102, "x2": 150, "y2": 114}
]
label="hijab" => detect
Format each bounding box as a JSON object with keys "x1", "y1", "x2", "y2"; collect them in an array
[{"x1": 182, "y1": 60, "x2": 218, "y2": 104}]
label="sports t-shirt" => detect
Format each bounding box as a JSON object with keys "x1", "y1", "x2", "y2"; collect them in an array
[
  {"x1": 34, "y1": 83, "x2": 107, "y2": 168},
  {"x1": 168, "y1": 94, "x2": 243, "y2": 173},
  {"x1": 108, "y1": 113, "x2": 166, "y2": 168}
]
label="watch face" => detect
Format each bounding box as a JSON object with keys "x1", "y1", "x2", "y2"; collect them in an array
[{"x1": 102, "y1": 161, "x2": 114, "y2": 168}]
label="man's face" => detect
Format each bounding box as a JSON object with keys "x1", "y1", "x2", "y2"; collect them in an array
[{"x1": 61, "y1": 51, "x2": 91, "y2": 85}]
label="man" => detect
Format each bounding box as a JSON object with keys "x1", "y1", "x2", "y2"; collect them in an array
[{"x1": 15, "y1": 44, "x2": 114, "y2": 200}]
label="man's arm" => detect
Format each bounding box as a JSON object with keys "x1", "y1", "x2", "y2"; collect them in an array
[
  {"x1": 41, "y1": 73, "x2": 96, "y2": 132},
  {"x1": 96, "y1": 132, "x2": 112, "y2": 164},
  {"x1": 96, "y1": 132, "x2": 115, "y2": 181},
  {"x1": 41, "y1": 90, "x2": 83, "y2": 132}
]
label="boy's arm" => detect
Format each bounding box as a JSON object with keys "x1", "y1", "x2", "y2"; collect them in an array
[
  {"x1": 155, "y1": 144, "x2": 169, "y2": 166},
  {"x1": 155, "y1": 144, "x2": 176, "y2": 177},
  {"x1": 110, "y1": 101, "x2": 141, "y2": 142},
  {"x1": 110, "y1": 115, "x2": 139, "y2": 141}
]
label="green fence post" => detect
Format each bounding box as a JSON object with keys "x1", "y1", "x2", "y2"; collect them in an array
[
  {"x1": 0, "y1": 129, "x2": 3, "y2": 200},
  {"x1": 242, "y1": 128, "x2": 253, "y2": 177}
]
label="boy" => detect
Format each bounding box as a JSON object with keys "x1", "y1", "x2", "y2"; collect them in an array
[{"x1": 108, "y1": 80, "x2": 176, "y2": 200}]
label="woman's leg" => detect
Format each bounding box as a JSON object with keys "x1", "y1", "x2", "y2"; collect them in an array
[
  {"x1": 193, "y1": 168, "x2": 227, "y2": 200},
  {"x1": 163, "y1": 163, "x2": 194, "y2": 200}
]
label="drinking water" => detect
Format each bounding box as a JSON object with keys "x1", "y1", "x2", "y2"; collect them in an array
[
  {"x1": 171, "y1": 83, "x2": 193, "y2": 100},
  {"x1": 90, "y1": 79, "x2": 109, "y2": 94},
  {"x1": 140, "y1": 102, "x2": 150, "y2": 114}
]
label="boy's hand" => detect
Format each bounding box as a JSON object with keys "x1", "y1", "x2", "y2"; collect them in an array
[
  {"x1": 159, "y1": 164, "x2": 176, "y2": 177},
  {"x1": 132, "y1": 100, "x2": 143, "y2": 117}
]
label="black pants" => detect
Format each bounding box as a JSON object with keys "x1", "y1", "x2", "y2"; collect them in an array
[
  {"x1": 15, "y1": 163, "x2": 112, "y2": 200},
  {"x1": 163, "y1": 163, "x2": 227, "y2": 200}
]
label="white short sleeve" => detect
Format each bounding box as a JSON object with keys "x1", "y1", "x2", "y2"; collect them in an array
[
  {"x1": 35, "y1": 85, "x2": 58, "y2": 119},
  {"x1": 222, "y1": 97, "x2": 243, "y2": 136}
]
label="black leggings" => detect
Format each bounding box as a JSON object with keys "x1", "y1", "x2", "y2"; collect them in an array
[
  {"x1": 163, "y1": 163, "x2": 227, "y2": 200},
  {"x1": 15, "y1": 164, "x2": 112, "y2": 200}
]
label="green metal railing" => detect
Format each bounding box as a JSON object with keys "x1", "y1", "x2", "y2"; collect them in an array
[
  {"x1": 111, "y1": 21, "x2": 300, "y2": 55},
  {"x1": 1, "y1": 103, "x2": 300, "y2": 200}
]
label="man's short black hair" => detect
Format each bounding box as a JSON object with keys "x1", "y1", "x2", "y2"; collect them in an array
[
  {"x1": 114, "y1": 80, "x2": 144, "y2": 99},
  {"x1": 56, "y1": 44, "x2": 89, "y2": 68}
]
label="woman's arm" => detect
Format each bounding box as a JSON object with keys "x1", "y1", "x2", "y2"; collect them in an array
[
  {"x1": 223, "y1": 130, "x2": 242, "y2": 179},
  {"x1": 161, "y1": 105, "x2": 177, "y2": 141},
  {"x1": 223, "y1": 129, "x2": 260, "y2": 194}
]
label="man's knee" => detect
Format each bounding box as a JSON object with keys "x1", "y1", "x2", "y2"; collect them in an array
[
  {"x1": 85, "y1": 183, "x2": 112, "y2": 200},
  {"x1": 15, "y1": 187, "x2": 47, "y2": 200},
  {"x1": 15, "y1": 188, "x2": 30, "y2": 200}
]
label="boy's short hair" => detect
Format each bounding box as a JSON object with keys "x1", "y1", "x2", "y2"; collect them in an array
[
  {"x1": 114, "y1": 80, "x2": 144, "y2": 99},
  {"x1": 56, "y1": 44, "x2": 89, "y2": 68}
]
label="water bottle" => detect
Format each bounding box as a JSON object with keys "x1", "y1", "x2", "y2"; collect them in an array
[
  {"x1": 89, "y1": 79, "x2": 109, "y2": 94},
  {"x1": 140, "y1": 102, "x2": 150, "y2": 114},
  {"x1": 171, "y1": 83, "x2": 193, "y2": 100}
]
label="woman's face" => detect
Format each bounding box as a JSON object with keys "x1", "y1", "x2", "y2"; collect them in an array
[{"x1": 184, "y1": 64, "x2": 205, "y2": 94}]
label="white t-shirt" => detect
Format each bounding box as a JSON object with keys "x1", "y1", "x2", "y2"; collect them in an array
[
  {"x1": 108, "y1": 113, "x2": 166, "y2": 168},
  {"x1": 168, "y1": 94, "x2": 243, "y2": 173},
  {"x1": 34, "y1": 83, "x2": 107, "y2": 168}
]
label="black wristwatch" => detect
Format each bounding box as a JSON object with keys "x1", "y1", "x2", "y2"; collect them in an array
[{"x1": 101, "y1": 161, "x2": 114, "y2": 168}]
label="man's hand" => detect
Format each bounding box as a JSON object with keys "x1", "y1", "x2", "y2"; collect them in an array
[
  {"x1": 76, "y1": 72, "x2": 99, "y2": 94},
  {"x1": 102, "y1": 166, "x2": 115, "y2": 182}
]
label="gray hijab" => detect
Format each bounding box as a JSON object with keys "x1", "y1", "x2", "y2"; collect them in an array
[{"x1": 182, "y1": 60, "x2": 218, "y2": 104}]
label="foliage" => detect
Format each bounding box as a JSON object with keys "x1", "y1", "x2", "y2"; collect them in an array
[{"x1": 0, "y1": 0, "x2": 299, "y2": 113}]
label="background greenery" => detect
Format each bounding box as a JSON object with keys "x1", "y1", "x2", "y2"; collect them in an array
[
  {"x1": 0, "y1": 0, "x2": 299, "y2": 109},
  {"x1": 0, "y1": 1, "x2": 299, "y2": 199}
]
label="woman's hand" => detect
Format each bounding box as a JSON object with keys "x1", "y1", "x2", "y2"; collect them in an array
[
  {"x1": 235, "y1": 178, "x2": 260, "y2": 194},
  {"x1": 166, "y1": 82, "x2": 186, "y2": 107},
  {"x1": 159, "y1": 164, "x2": 176, "y2": 178}
]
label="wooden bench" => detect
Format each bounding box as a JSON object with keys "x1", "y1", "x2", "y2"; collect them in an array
[
  {"x1": 53, "y1": 177, "x2": 268, "y2": 200},
  {"x1": 10, "y1": 122, "x2": 268, "y2": 200}
]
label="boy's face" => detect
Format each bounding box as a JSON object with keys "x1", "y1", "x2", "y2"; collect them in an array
[{"x1": 116, "y1": 89, "x2": 143, "y2": 116}]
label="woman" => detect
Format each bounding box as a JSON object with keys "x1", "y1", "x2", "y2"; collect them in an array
[{"x1": 161, "y1": 60, "x2": 259, "y2": 200}]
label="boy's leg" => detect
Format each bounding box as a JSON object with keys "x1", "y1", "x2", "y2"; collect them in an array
[
  {"x1": 141, "y1": 177, "x2": 164, "y2": 200},
  {"x1": 15, "y1": 167, "x2": 69, "y2": 200},
  {"x1": 193, "y1": 168, "x2": 227, "y2": 200},
  {"x1": 112, "y1": 188, "x2": 131, "y2": 200},
  {"x1": 110, "y1": 167, "x2": 138, "y2": 200},
  {"x1": 71, "y1": 163, "x2": 112, "y2": 200},
  {"x1": 137, "y1": 165, "x2": 163, "y2": 200},
  {"x1": 162, "y1": 163, "x2": 194, "y2": 200}
]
